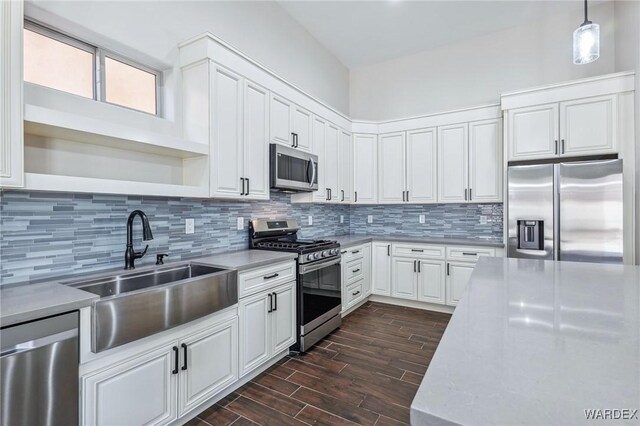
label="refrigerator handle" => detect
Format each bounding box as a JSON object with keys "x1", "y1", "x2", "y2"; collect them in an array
[{"x1": 554, "y1": 165, "x2": 560, "y2": 261}]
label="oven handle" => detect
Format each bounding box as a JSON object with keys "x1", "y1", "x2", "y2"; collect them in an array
[{"x1": 299, "y1": 257, "x2": 341, "y2": 275}]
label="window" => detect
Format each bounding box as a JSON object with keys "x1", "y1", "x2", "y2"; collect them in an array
[{"x1": 23, "y1": 20, "x2": 161, "y2": 115}]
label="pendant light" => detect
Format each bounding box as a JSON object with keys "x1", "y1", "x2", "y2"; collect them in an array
[{"x1": 573, "y1": 0, "x2": 600, "y2": 64}]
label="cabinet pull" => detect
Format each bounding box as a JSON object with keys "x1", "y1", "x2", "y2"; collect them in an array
[
  {"x1": 181, "y1": 343, "x2": 188, "y2": 371},
  {"x1": 295, "y1": 133, "x2": 299, "y2": 148},
  {"x1": 469, "y1": 188, "x2": 472, "y2": 201},
  {"x1": 273, "y1": 292, "x2": 278, "y2": 311},
  {"x1": 341, "y1": 250, "x2": 347, "y2": 254},
  {"x1": 406, "y1": 190, "x2": 409, "y2": 202},
  {"x1": 341, "y1": 190, "x2": 344, "y2": 202},
  {"x1": 263, "y1": 273, "x2": 279, "y2": 280},
  {"x1": 352, "y1": 268, "x2": 360, "y2": 273},
  {"x1": 554, "y1": 140, "x2": 558, "y2": 155},
  {"x1": 291, "y1": 133, "x2": 296, "y2": 148},
  {"x1": 355, "y1": 191, "x2": 358, "y2": 202},
  {"x1": 352, "y1": 291, "x2": 360, "y2": 296},
  {"x1": 351, "y1": 250, "x2": 360, "y2": 254},
  {"x1": 414, "y1": 260, "x2": 417, "y2": 272},
  {"x1": 240, "y1": 177, "x2": 245, "y2": 196},
  {"x1": 561, "y1": 139, "x2": 565, "y2": 154},
  {"x1": 246, "y1": 178, "x2": 250, "y2": 195},
  {"x1": 464, "y1": 188, "x2": 468, "y2": 201},
  {"x1": 462, "y1": 252, "x2": 477, "y2": 256},
  {"x1": 411, "y1": 249, "x2": 424, "y2": 252},
  {"x1": 326, "y1": 188, "x2": 330, "y2": 201},
  {"x1": 447, "y1": 263, "x2": 450, "y2": 276},
  {"x1": 418, "y1": 261, "x2": 421, "y2": 273},
  {"x1": 387, "y1": 245, "x2": 390, "y2": 256},
  {"x1": 329, "y1": 188, "x2": 332, "y2": 200},
  {"x1": 172, "y1": 346, "x2": 179, "y2": 374}
]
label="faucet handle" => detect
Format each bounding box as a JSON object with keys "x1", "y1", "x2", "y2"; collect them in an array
[
  {"x1": 135, "y1": 245, "x2": 149, "y2": 259},
  {"x1": 156, "y1": 253, "x2": 169, "y2": 265}
]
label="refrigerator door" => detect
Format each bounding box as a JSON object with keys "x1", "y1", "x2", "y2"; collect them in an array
[
  {"x1": 507, "y1": 164, "x2": 554, "y2": 260},
  {"x1": 558, "y1": 159, "x2": 623, "y2": 264}
]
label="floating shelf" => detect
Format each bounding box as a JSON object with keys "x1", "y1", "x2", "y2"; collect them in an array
[{"x1": 24, "y1": 104, "x2": 209, "y2": 159}]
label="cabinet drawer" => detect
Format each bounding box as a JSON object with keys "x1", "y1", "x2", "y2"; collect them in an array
[
  {"x1": 341, "y1": 245, "x2": 365, "y2": 262},
  {"x1": 392, "y1": 243, "x2": 445, "y2": 260},
  {"x1": 345, "y1": 259, "x2": 364, "y2": 283},
  {"x1": 238, "y1": 261, "x2": 296, "y2": 298},
  {"x1": 446, "y1": 246, "x2": 496, "y2": 262},
  {"x1": 345, "y1": 281, "x2": 364, "y2": 308}
]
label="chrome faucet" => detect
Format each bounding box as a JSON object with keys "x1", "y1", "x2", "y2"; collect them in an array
[{"x1": 124, "y1": 210, "x2": 154, "y2": 270}]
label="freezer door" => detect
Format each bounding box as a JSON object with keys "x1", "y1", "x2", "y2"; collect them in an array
[
  {"x1": 507, "y1": 164, "x2": 554, "y2": 260},
  {"x1": 559, "y1": 159, "x2": 623, "y2": 264}
]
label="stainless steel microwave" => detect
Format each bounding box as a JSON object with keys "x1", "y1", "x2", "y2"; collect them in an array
[{"x1": 270, "y1": 144, "x2": 318, "y2": 192}]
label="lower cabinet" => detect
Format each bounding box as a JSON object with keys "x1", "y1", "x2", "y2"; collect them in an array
[
  {"x1": 362, "y1": 243, "x2": 372, "y2": 296},
  {"x1": 391, "y1": 258, "x2": 418, "y2": 300},
  {"x1": 371, "y1": 242, "x2": 391, "y2": 296},
  {"x1": 82, "y1": 317, "x2": 237, "y2": 426},
  {"x1": 445, "y1": 261, "x2": 476, "y2": 306},
  {"x1": 239, "y1": 281, "x2": 296, "y2": 377},
  {"x1": 391, "y1": 257, "x2": 446, "y2": 305}
]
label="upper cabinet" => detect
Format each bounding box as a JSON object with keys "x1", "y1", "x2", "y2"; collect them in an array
[
  {"x1": 559, "y1": 95, "x2": 616, "y2": 156},
  {"x1": 508, "y1": 103, "x2": 559, "y2": 160},
  {"x1": 269, "y1": 94, "x2": 312, "y2": 152},
  {"x1": 242, "y1": 80, "x2": 270, "y2": 200},
  {"x1": 406, "y1": 128, "x2": 437, "y2": 204},
  {"x1": 338, "y1": 129, "x2": 353, "y2": 203},
  {"x1": 353, "y1": 134, "x2": 378, "y2": 204},
  {"x1": 378, "y1": 132, "x2": 406, "y2": 204},
  {"x1": 437, "y1": 124, "x2": 468, "y2": 203},
  {"x1": 324, "y1": 123, "x2": 340, "y2": 202},
  {"x1": 291, "y1": 106, "x2": 313, "y2": 152},
  {"x1": 0, "y1": 0, "x2": 24, "y2": 188}
]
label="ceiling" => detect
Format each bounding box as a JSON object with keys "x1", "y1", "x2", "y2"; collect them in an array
[{"x1": 278, "y1": 1, "x2": 607, "y2": 69}]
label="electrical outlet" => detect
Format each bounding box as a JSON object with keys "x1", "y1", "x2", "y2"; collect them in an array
[
  {"x1": 367, "y1": 215, "x2": 373, "y2": 224},
  {"x1": 237, "y1": 217, "x2": 244, "y2": 230},
  {"x1": 185, "y1": 218, "x2": 195, "y2": 234},
  {"x1": 340, "y1": 215, "x2": 344, "y2": 224},
  {"x1": 419, "y1": 214, "x2": 425, "y2": 224},
  {"x1": 480, "y1": 216, "x2": 488, "y2": 225},
  {"x1": 308, "y1": 215, "x2": 313, "y2": 225}
]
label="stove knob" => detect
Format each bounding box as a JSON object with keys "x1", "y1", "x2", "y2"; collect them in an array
[
  {"x1": 322, "y1": 250, "x2": 329, "y2": 257},
  {"x1": 331, "y1": 249, "x2": 338, "y2": 256},
  {"x1": 313, "y1": 252, "x2": 321, "y2": 260},
  {"x1": 307, "y1": 254, "x2": 314, "y2": 261}
]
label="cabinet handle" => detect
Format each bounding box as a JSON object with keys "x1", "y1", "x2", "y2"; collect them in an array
[
  {"x1": 326, "y1": 188, "x2": 330, "y2": 201},
  {"x1": 352, "y1": 291, "x2": 360, "y2": 296},
  {"x1": 264, "y1": 273, "x2": 279, "y2": 280},
  {"x1": 355, "y1": 191, "x2": 358, "y2": 202},
  {"x1": 464, "y1": 189, "x2": 468, "y2": 201},
  {"x1": 352, "y1": 268, "x2": 360, "y2": 273},
  {"x1": 414, "y1": 260, "x2": 417, "y2": 273},
  {"x1": 273, "y1": 292, "x2": 278, "y2": 311},
  {"x1": 469, "y1": 188, "x2": 472, "y2": 201},
  {"x1": 406, "y1": 190, "x2": 409, "y2": 202},
  {"x1": 341, "y1": 190, "x2": 344, "y2": 202},
  {"x1": 387, "y1": 245, "x2": 390, "y2": 256},
  {"x1": 447, "y1": 263, "x2": 450, "y2": 276},
  {"x1": 172, "y1": 346, "x2": 179, "y2": 374},
  {"x1": 329, "y1": 188, "x2": 332, "y2": 200},
  {"x1": 418, "y1": 261, "x2": 421, "y2": 273},
  {"x1": 240, "y1": 178, "x2": 245, "y2": 196},
  {"x1": 561, "y1": 139, "x2": 565, "y2": 154},
  {"x1": 341, "y1": 250, "x2": 347, "y2": 254},
  {"x1": 246, "y1": 178, "x2": 250, "y2": 195},
  {"x1": 181, "y1": 343, "x2": 188, "y2": 371},
  {"x1": 554, "y1": 140, "x2": 558, "y2": 155},
  {"x1": 351, "y1": 250, "x2": 360, "y2": 254},
  {"x1": 462, "y1": 252, "x2": 477, "y2": 256},
  {"x1": 268, "y1": 293, "x2": 273, "y2": 313},
  {"x1": 291, "y1": 133, "x2": 296, "y2": 148},
  {"x1": 411, "y1": 249, "x2": 424, "y2": 252}
]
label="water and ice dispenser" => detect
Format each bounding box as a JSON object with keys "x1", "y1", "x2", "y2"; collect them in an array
[{"x1": 517, "y1": 220, "x2": 544, "y2": 250}]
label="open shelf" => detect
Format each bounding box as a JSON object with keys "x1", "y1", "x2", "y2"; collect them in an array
[{"x1": 24, "y1": 103, "x2": 209, "y2": 159}]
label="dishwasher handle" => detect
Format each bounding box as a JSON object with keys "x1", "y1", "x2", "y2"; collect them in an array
[
  {"x1": 0, "y1": 311, "x2": 79, "y2": 356},
  {"x1": 0, "y1": 329, "x2": 78, "y2": 358}
]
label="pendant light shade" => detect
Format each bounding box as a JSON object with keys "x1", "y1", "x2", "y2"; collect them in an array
[{"x1": 573, "y1": 0, "x2": 599, "y2": 64}]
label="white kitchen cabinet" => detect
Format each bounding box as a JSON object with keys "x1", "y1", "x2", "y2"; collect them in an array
[
  {"x1": 292, "y1": 106, "x2": 313, "y2": 152},
  {"x1": 372, "y1": 242, "x2": 392, "y2": 296},
  {"x1": 362, "y1": 243, "x2": 372, "y2": 296},
  {"x1": 508, "y1": 103, "x2": 559, "y2": 161},
  {"x1": 82, "y1": 344, "x2": 177, "y2": 426},
  {"x1": 406, "y1": 128, "x2": 437, "y2": 203},
  {"x1": 311, "y1": 116, "x2": 328, "y2": 202},
  {"x1": 324, "y1": 123, "x2": 340, "y2": 202},
  {"x1": 338, "y1": 129, "x2": 353, "y2": 203},
  {"x1": 560, "y1": 95, "x2": 616, "y2": 156},
  {"x1": 392, "y1": 258, "x2": 418, "y2": 300},
  {"x1": 378, "y1": 132, "x2": 406, "y2": 204},
  {"x1": 469, "y1": 119, "x2": 501, "y2": 202},
  {"x1": 270, "y1": 93, "x2": 293, "y2": 147},
  {"x1": 239, "y1": 281, "x2": 296, "y2": 377},
  {"x1": 353, "y1": 134, "x2": 378, "y2": 204},
  {"x1": 446, "y1": 261, "x2": 475, "y2": 306},
  {"x1": 417, "y1": 260, "x2": 446, "y2": 305},
  {"x1": 0, "y1": 0, "x2": 23, "y2": 188},
  {"x1": 211, "y1": 65, "x2": 244, "y2": 198},
  {"x1": 242, "y1": 80, "x2": 270, "y2": 200},
  {"x1": 178, "y1": 319, "x2": 237, "y2": 416},
  {"x1": 438, "y1": 123, "x2": 468, "y2": 203}
]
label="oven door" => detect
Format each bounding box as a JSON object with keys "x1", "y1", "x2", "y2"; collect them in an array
[
  {"x1": 270, "y1": 144, "x2": 318, "y2": 192},
  {"x1": 298, "y1": 257, "x2": 341, "y2": 335}
]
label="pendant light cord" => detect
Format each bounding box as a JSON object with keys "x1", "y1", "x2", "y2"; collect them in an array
[{"x1": 583, "y1": 0, "x2": 592, "y2": 25}]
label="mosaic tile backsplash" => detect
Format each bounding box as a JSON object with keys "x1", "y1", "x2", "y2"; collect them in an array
[{"x1": 0, "y1": 190, "x2": 502, "y2": 285}]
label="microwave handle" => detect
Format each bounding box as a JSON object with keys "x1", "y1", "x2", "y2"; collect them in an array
[{"x1": 309, "y1": 159, "x2": 316, "y2": 187}]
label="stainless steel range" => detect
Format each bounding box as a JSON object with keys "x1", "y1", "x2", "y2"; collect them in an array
[{"x1": 249, "y1": 219, "x2": 341, "y2": 352}]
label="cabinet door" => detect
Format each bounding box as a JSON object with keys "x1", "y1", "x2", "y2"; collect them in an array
[
  {"x1": 446, "y1": 262, "x2": 475, "y2": 306},
  {"x1": 362, "y1": 243, "x2": 372, "y2": 296},
  {"x1": 418, "y1": 260, "x2": 445, "y2": 305},
  {"x1": 339, "y1": 130, "x2": 353, "y2": 203},
  {"x1": 82, "y1": 344, "x2": 177, "y2": 426},
  {"x1": 378, "y1": 132, "x2": 406, "y2": 204},
  {"x1": 270, "y1": 93, "x2": 293, "y2": 147},
  {"x1": 391, "y1": 258, "x2": 417, "y2": 300},
  {"x1": 178, "y1": 318, "x2": 238, "y2": 417},
  {"x1": 211, "y1": 65, "x2": 244, "y2": 198},
  {"x1": 406, "y1": 128, "x2": 437, "y2": 203},
  {"x1": 271, "y1": 282, "x2": 297, "y2": 354},
  {"x1": 324, "y1": 123, "x2": 340, "y2": 201},
  {"x1": 469, "y1": 119, "x2": 501, "y2": 203},
  {"x1": 372, "y1": 243, "x2": 391, "y2": 296},
  {"x1": 292, "y1": 105, "x2": 313, "y2": 152},
  {"x1": 353, "y1": 134, "x2": 378, "y2": 204},
  {"x1": 560, "y1": 95, "x2": 616, "y2": 156},
  {"x1": 508, "y1": 103, "x2": 559, "y2": 161},
  {"x1": 311, "y1": 116, "x2": 327, "y2": 202},
  {"x1": 438, "y1": 123, "x2": 468, "y2": 203},
  {"x1": 243, "y1": 80, "x2": 269, "y2": 200},
  {"x1": 238, "y1": 292, "x2": 270, "y2": 377}
]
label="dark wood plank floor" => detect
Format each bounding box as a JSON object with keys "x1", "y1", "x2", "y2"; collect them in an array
[{"x1": 186, "y1": 301, "x2": 451, "y2": 426}]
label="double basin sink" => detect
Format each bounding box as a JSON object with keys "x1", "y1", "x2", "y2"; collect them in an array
[{"x1": 64, "y1": 263, "x2": 238, "y2": 353}]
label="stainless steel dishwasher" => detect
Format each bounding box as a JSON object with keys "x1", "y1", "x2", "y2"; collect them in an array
[{"x1": 0, "y1": 311, "x2": 79, "y2": 426}]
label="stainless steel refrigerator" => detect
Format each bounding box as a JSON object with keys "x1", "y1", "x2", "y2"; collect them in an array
[{"x1": 507, "y1": 159, "x2": 623, "y2": 264}]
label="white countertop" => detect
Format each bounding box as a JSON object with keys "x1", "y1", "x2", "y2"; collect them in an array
[
  {"x1": 329, "y1": 234, "x2": 504, "y2": 249},
  {"x1": 411, "y1": 257, "x2": 640, "y2": 426}
]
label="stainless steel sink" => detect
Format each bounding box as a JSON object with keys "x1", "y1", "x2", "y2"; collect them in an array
[{"x1": 63, "y1": 263, "x2": 237, "y2": 353}]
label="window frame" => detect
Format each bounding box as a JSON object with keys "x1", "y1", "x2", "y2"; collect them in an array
[{"x1": 24, "y1": 19, "x2": 163, "y2": 117}]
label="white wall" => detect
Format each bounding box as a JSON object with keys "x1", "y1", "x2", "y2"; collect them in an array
[
  {"x1": 349, "y1": 2, "x2": 616, "y2": 121},
  {"x1": 25, "y1": 0, "x2": 350, "y2": 115},
  {"x1": 614, "y1": 0, "x2": 640, "y2": 264}
]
